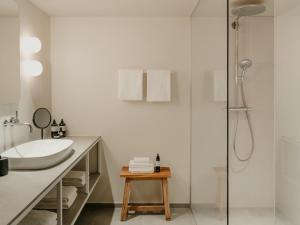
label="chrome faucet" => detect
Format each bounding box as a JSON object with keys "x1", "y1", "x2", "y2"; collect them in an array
[{"x1": 3, "y1": 111, "x2": 32, "y2": 133}]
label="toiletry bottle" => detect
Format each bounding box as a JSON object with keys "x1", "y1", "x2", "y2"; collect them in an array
[
  {"x1": 51, "y1": 120, "x2": 59, "y2": 138},
  {"x1": 59, "y1": 119, "x2": 66, "y2": 137},
  {"x1": 155, "y1": 154, "x2": 160, "y2": 173},
  {"x1": 59, "y1": 127, "x2": 64, "y2": 138},
  {"x1": 0, "y1": 156, "x2": 8, "y2": 176}
]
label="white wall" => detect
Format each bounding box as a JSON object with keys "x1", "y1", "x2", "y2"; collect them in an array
[
  {"x1": 275, "y1": 0, "x2": 300, "y2": 223},
  {"x1": 0, "y1": 0, "x2": 51, "y2": 152},
  {"x1": 51, "y1": 17, "x2": 191, "y2": 204},
  {"x1": 0, "y1": 17, "x2": 19, "y2": 105}
]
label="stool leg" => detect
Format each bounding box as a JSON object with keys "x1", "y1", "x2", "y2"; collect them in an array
[
  {"x1": 121, "y1": 178, "x2": 131, "y2": 221},
  {"x1": 162, "y1": 178, "x2": 171, "y2": 220},
  {"x1": 161, "y1": 179, "x2": 165, "y2": 204}
]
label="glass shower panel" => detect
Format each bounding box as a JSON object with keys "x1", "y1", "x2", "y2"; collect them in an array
[
  {"x1": 191, "y1": 0, "x2": 228, "y2": 225},
  {"x1": 228, "y1": 1, "x2": 275, "y2": 225},
  {"x1": 276, "y1": 0, "x2": 300, "y2": 225}
]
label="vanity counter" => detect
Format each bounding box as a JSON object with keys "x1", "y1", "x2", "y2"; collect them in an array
[{"x1": 0, "y1": 136, "x2": 101, "y2": 225}]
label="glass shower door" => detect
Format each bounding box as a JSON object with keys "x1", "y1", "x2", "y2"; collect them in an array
[
  {"x1": 191, "y1": 0, "x2": 228, "y2": 224},
  {"x1": 228, "y1": 1, "x2": 275, "y2": 225},
  {"x1": 275, "y1": 0, "x2": 300, "y2": 225}
]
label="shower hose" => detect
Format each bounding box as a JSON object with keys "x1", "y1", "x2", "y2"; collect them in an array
[{"x1": 233, "y1": 75, "x2": 255, "y2": 162}]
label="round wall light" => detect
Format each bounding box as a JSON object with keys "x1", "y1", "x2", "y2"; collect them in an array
[
  {"x1": 23, "y1": 60, "x2": 43, "y2": 77},
  {"x1": 21, "y1": 37, "x2": 42, "y2": 54}
]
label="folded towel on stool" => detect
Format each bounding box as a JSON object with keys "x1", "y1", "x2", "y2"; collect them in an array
[
  {"x1": 63, "y1": 170, "x2": 86, "y2": 187},
  {"x1": 129, "y1": 158, "x2": 154, "y2": 173},
  {"x1": 133, "y1": 157, "x2": 150, "y2": 163},
  {"x1": 19, "y1": 210, "x2": 57, "y2": 225},
  {"x1": 129, "y1": 167, "x2": 154, "y2": 173}
]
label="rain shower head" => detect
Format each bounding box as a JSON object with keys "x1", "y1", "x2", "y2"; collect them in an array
[
  {"x1": 239, "y1": 59, "x2": 252, "y2": 70},
  {"x1": 232, "y1": 4, "x2": 266, "y2": 17}
]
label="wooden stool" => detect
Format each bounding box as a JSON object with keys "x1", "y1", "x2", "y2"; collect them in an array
[{"x1": 120, "y1": 166, "x2": 171, "y2": 221}]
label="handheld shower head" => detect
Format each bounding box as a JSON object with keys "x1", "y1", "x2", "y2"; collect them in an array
[{"x1": 239, "y1": 59, "x2": 252, "y2": 70}]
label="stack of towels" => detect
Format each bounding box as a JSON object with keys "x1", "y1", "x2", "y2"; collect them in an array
[
  {"x1": 35, "y1": 170, "x2": 86, "y2": 210},
  {"x1": 19, "y1": 210, "x2": 57, "y2": 225},
  {"x1": 129, "y1": 157, "x2": 154, "y2": 173},
  {"x1": 35, "y1": 186, "x2": 78, "y2": 210},
  {"x1": 63, "y1": 170, "x2": 86, "y2": 187}
]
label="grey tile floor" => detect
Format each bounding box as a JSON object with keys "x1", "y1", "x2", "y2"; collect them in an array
[
  {"x1": 75, "y1": 206, "x2": 196, "y2": 225},
  {"x1": 75, "y1": 205, "x2": 295, "y2": 225},
  {"x1": 192, "y1": 206, "x2": 294, "y2": 225}
]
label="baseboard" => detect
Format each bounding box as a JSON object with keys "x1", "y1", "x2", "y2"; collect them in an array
[{"x1": 86, "y1": 202, "x2": 190, "y2": 208}]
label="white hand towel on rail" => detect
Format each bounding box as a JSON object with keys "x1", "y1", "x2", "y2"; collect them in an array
[
  {"x1": 118, "y1": 69, "x2": 143, "y2": 101},
  {"x1": 147, "y1": 70, "x2": 171, "y2": 102}
]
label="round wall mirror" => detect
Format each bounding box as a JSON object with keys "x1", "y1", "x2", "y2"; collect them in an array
[{"x1": 32, "y1": 108, "x2": 52, "y2": 139}]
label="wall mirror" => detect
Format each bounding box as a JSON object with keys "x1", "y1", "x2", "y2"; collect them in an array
[{"x1": 0, "y1": 0, "x2": 20, "y2": 107}]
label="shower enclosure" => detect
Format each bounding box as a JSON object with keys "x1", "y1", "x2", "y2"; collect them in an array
[{"x1": 191, "y1": 0, "x2": 299, "y2": 224}]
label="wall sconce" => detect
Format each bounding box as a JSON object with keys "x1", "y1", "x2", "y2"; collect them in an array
[
  {"x1": 21, "y1": 37, "x2": 42, "y2": 54},
  {"x1": 23, "y1": 60, "x2": 43, "y2": 77},
  {"x1": 21, "y1": 36, "x2": 43, "y2": 77}
]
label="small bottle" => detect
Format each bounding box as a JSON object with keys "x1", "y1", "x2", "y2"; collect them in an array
[
  {"x1": 51, "y1": 120, "x2": 59, "y2": 138},
  {"x1": 59, "y1": 127, "x2": 64, "y2": 138},
  {"x1": 59, "y1": 119, "x2": 66, "y2": 137},
  {"x1": 155, "y1": 154, "x2": 160, "y2": 173}
]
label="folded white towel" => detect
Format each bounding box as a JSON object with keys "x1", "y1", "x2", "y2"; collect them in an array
[
  {"x1": 129, "y1": 160, "x2": 154, "y2": 168},
  {"x1": 133, "y1": 157, "x2": 150, "y2": 163},
  {"x1": 147, "y1": 70, "x2": 171, "y2": 102},
  {"x1": 41, "y1": 186, "x2": 77, "y2": 203},
  {"x1": 118, "y1": 69, "x2": 143, "y2": 101},
  {"x1": 63, "y1": 170, "x2": 86, "y2": 187},
  {"x1": 19, "y1": 210, "x2": 57, "y2": 225},
  {"x1": 129, "y1": 167, "x2": 154, "y2": 173},
  {"x1": 35, "y1": 186, "x2": 77, "y2": 210},
  {"x1": 35, "y1": 198, "x2": 76, "y2": 210},
  {"x1": 129, "y1": 164, "x2": 153, "y2": 168},
  {"x1": 63, "y1": 180, "x2": 84, "y2": 187}
]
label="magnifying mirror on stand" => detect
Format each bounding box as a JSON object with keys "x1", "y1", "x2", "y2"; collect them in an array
[{"x1": 32, "y1": 108, "x2": 52, "y2": 139}]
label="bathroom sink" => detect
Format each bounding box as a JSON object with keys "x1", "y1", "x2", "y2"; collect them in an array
[{"x1": 1, "y1": 139, "x2": 74, "y2": 170}]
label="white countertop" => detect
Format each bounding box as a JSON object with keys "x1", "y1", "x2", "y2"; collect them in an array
[{"x1": 0, "y1": 136, "x2": 100, "y2": 225}]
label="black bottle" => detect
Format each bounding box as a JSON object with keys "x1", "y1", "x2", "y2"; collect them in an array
[
  {"x1": 59, "y1": 119, "x2": 66, "y2": 137},
  {"x1": 155, "y1": 154, "x2": 160, "y2": 173},
  {"x1": 51, "y1": 120, "x2": 59, "y2": 138},
  {"x1": 0, "y1": 156, "x2": 8, "y2": 176}
]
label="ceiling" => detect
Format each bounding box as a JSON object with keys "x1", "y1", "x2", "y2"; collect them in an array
[
  {"x1": 0, "y1": 0, "x2": 18, "y2": 16},
  {"x1": 29, "y1": 0, "x2": 199, "y2": 17},
  {"x1": 277, "y1": 0, "x2": 300, "y2": 16}
]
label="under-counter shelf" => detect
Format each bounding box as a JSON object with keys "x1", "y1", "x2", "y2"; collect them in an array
[
  {"x1": 63, "y1": 173, "x2": 101, "y2": 225},
  {"x1": 0, "y1": 136, "x2": 101, "y2": 225}
]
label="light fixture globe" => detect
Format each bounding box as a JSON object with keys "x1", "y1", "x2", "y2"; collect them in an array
[
  {"x1": 21, "y1": 37, "x2": 42, "y2": 54},
  {"x1": 23, "y1": 60, "x2": 43, "y2": 77}
]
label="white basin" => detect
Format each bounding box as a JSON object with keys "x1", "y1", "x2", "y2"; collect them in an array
[{"x1": 1, "y1": 139, "x2": 74, "y2": 170}]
